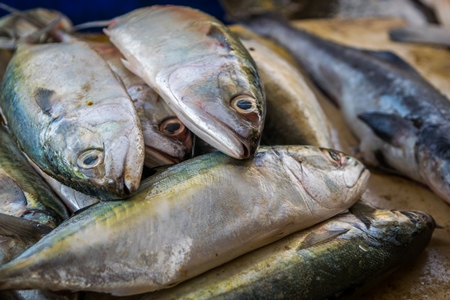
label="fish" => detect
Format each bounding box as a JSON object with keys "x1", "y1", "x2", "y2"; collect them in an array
[
  {"x1": 0, "y1": 145, "x2": 369, "y2": 295},
  {"x1": 230, "y1": 25, "x2": 334, "y2": 148},
  {"x1": 144, "y1": 201, "x2": 435, "y2": 300},
  {"x1": 0, "y1": 40, "x2": 145, "y2": 200},
  {"x1": 239, "y1": 13, "x2": 450, "y2": 204},
  {"x1": 389, "y1": 25, "x2": 450, "y2": 47},
  {"x1": 105, "y1": 5, "x2": 265, "y2": 159},
  {"x1": 88, "y1": 40, "x2": 193, "y2": 168},
  {"x1": 0, "y1": 125, "x2": 68, "y2": 228}
]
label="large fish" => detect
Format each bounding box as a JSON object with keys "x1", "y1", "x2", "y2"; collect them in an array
[
  {"x1": 0, "y1": 146, "x2": 369, "y2": 295},
  {"x1": 241, "y1": 14, "x2": 450, "y2": 204},
  {"x1": 105, "y1": 5, "x2": 265, "y2": 159},
  {"x1": 0, "y1": 41, "x2": 145, "y2": 200},
  {"x1": 89, "y1": 40, "x2": 193, "y2": 168},
  {"x1": 230, "y1": 25, "x2": 334, "y2": 148},
  {"x1": 145, "y1": 201, "x2": 435, "y2": 299}
]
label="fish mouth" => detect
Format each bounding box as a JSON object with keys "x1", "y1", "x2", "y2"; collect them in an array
[
  {"x1": 345, "y1": 164, "x2": 370, "y2": 189},
  {"x1": 144, "y1": 146, "x2": 181, "y2": 168},
  {"x1": 400, "y1": 210, "x2": 436, "y2": 230}
]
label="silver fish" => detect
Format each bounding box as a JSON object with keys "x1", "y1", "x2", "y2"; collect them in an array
[
  {"x1": 241, "y1": 14, "x2": 450, "y2": 204},
  {"x1": 105, "y1": 5, "x2": 265, "y2": 159},
  {"x1": 0, "y1": 41, "x2": 145, "y2": 200},
  {"x1": 89, "y1": 40, "x2": 193, "y2": 168},
  {"x1": 0, "y1": 146, "x2": 369, "y2": 295},
  {"x1": 145, "y1": 201, "x2": 435, "y2": 299}
]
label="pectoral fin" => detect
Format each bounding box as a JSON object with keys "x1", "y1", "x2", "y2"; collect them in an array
[
  {"x1": 0, "y1": 213, "x2": 52, "y2": 242},
  {"x1": 358, "y1": 112, "x2": 418, "y2": 148}
]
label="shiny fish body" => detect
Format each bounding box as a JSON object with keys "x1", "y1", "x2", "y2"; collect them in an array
[
  {"x1": 0, "y1": 41, "x2": 145, "y2": 199},
  {"x1": 0, "y1": 146, "x2": 369, "y2": 295},
  {"x1": 244, "y1": 15, "x2": 450, "y2": 204},
  {"x1": 230, "y1": 25, "x2": 333, "y2": 148},
  {"x1": 106, "y1": 5, "x2": 265, "y2": 159},
  {"x1": 89, "y1": 41, "x2": 193, "y2": 168},
  {"x1": 145, "y1": 201, "x2": 435, "y2": 300},
  {"x1": 0, "y1": 125, "x2": 68, "y2": 229}
]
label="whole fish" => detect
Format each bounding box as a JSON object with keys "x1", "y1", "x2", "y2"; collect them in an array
[
  {"x1": 230, "y1": 25, "x2": 333, "y2": 148},
  {"x1": 0, "y1": 41, "x2": 145, "y2": 199},
  {"x1": 241, "y1": 14, "x2": 450, "y2": 204},
  {"x1": 105, "y1": 5, "x2": 265, "y2": 159},
  {"x1": 145, "y1": 201, "x2": 435, "y2": 300},
  {"x1": 89, "y1": 41, "x2": 193, "y2": 168},
  {"x1": 0, "y1": 146, "x2": 369, "y2": 295}
]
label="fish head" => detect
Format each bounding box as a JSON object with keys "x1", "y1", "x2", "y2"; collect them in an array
[
  {"x1": 417, "y1": 124, "x2": 450, "y2": 204},
  {"x1": 42, "y1": 104, "x2": 144, "y2": 199},
  {"x1": 161, "y1": 51, "x2": 265, "y2": 160},
  {"x1": 132, "y1": 89, "x2": 193, "y2": 168},
  {"x1": 349, "y1": 201, "x2": 435, "y2": 255},
  {"x1": 273, "y1": 146, "x2": 369, "y2": 209}
]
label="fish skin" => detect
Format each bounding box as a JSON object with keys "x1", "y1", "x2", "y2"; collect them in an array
[
  {"x1": 144, "y1": 201, "x2": 435, "y2": 300},
  {"x1": 0, "y1": 41, "x2": 145, "y2": 200},
  {"x1": 0, "y1": 146, "x2": 369, "y2": 295},
  {"x1": 89, "y1": 41, "x2": 193, "y2": 168},
  {"x1": 106, "y1": 5, "x2": 265, "y2": 159},
  {"x1": 0, "y1": 125, "x2": 68, "y2": 229},
  {"x1": 229, "y1": 25, "x2": 334, "y2": 148},
  {"x1": 241, "y1": 14, "x2": 450, "y2": 204}
]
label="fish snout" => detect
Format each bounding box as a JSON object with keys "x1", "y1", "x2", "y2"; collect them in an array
[{"x1": 401, "y1": 210, "x2": 436, "y2": 231}]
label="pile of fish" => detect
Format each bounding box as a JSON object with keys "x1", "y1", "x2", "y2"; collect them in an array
[{"x1": 0, "y1": 3, "x2": 441, "y2": 299}]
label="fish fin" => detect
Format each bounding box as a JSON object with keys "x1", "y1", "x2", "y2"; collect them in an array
[
  {"x1": 207, "y1": 22, "x2": 234, "y2": 51},
  {"x1": 389, "y1": 26, "x2": 450, "y2": 47},
  {"x1": 349, "y1": 202, "x2": 378, "y2": 229},
  {"x1": 358, "y1": 112, "x2": 417, "y2": 148},
  {"x1": 0, "y1": 213, "x2": 52, "y2": 241},
  {"x1": 0, "y1": 174, "x2": 28, "y2": 207},
  {"x1": 297, "y1": 227, "x2": 349, "y2": 250},
  {"x1": 34, "y1": 88, "x2": 56, "y2": 116},
  {"x1": 361, "y1": 49, "x2": 422, "y2": 75}
]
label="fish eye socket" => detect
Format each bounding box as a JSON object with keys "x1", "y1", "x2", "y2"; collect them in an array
[
  {"x1": 230, "y1": 95, "x2": 258, "y2": 114},
  {"x1": 329, "y1": 150, "x2": 341, "y2": 162},
  {"x1": 159, "y1": 117, "x2": 186, "y2": 136},
  {"x1": 77, "y1": 149, "x2": 104, "y2": 169}
]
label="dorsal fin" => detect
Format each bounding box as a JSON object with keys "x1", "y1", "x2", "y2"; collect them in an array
[{"x1": 361, "y1": 49, "x2": 421, "y2": 76}]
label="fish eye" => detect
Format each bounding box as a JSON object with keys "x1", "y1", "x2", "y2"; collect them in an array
[
  {"x1": 329, "y1": 150, "x2": 341, "y2": 162},
  {"x1": 230, "y1": 95, "x2": 258, "y2": 114},
  {"x1": 321, "y1": 148, "x2": 346, "y2": 166},
  {"x1": 159, "y1": 117, "x2": 186, "y2": 136},
  {"x1": 77, "y1": 149, "x2": 104, "y2": 169}
]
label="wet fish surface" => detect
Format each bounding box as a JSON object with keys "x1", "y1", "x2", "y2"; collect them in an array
[
  {"x1": 0, "y1": 40, "x2": 145, "y2": 200},
  {"x1": 145, "y1": 201, "x2": 435, "y2": 300},
  {"x1": 89, "y1": 40, "x2": 193, "y2": 168},
  {"x1": 240, "y1": 14, "x2": 450, "y2": 204},
  {"x1": 230, "y1": 25, "x2": 333, "y2": 148},
  {"x1": 106, "y1": 5, "x2": 265, "y2": 159},
  {"x1": 0, "y1": 146, "x2": 369, "y2": 295}
]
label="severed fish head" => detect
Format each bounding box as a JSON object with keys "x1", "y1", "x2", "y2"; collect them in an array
[{"x1": 270, "y1": 146, "x2": 370, "y2": 209}]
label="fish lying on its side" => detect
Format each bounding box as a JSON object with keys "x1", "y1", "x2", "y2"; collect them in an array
[
  {"x1": 0, "y1": 146, "x2": 369, "y2": 295},
  {"x1": 145, "y1": 201, "x2": 435, "y2": 300},
  {"x1": 230, "y1": 25, "x2": 334, "y2": 148},
  {"x1": 241, "y1": 14, "x2": 450, "y2": 204},
  {"x1": 88, "y1": 40, "x2": 193, "y2": 168},
  {"x1": 0, "y1": 40, "x2": 145, "y2": 200},
  {"x1": 105, "y1": 5, "x2": 265, "y2": 159}
]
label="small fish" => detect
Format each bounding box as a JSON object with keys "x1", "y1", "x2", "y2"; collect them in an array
[
  {"x1": 0, "y1": 146, "x2": 369, "y2": 295},
  {"x1": 105, "y1": 5, "x2": 265, "y2": 159},
  {"x1": 240, "y1": 13, "x2": 450, "y2": 204},
  {"x1": 0, "y1": 41, "x2": 145, "y2": 199},
  {"x1": 144, "y1": 201, "x2": 435, "y2": 300},
  {"x1": 89, "y1": 40, "x2": 193, "y2": 168},
  {"x1": 230, "y1": 25, "x2": 334, "y2": 148}
]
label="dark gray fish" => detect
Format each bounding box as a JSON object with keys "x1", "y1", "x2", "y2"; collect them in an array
[
  {"x1": 240, "y1": 13, "x2": 450, "y2": 204},
  {"x1": 144, "y1": 201, "x2": 435, "y2": 299}
]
